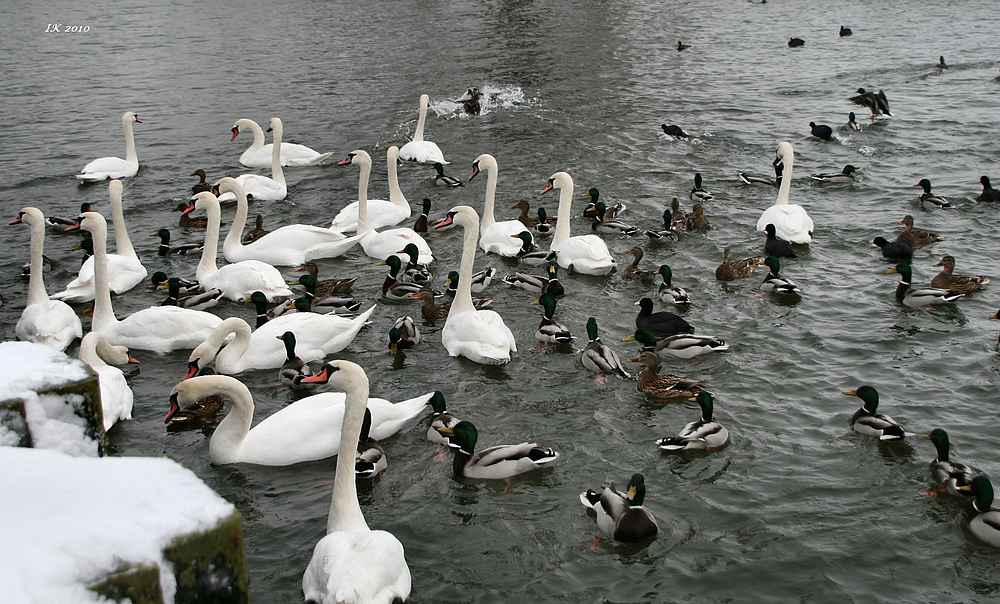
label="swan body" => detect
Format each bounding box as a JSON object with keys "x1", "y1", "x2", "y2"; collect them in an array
[
  {"x1": 340, "y1": 149, "x2": 433, "y2": 264},
  {"x1": 10, "y1": 207, "x2": 83, "y2": 351},
  {"x1": 185, "y1": 307, "x2": 374, "y2": 376},
  {"x1": 52, "y1": 180, "x2": 147, "y2": 302},
  {"x1": 542, "y1": 172, "x2": 615, "y2": 275},
  {"x1": 329, "y1": 146, "x2": 412, "y2": 232},
  {"x1": 580, "y1": 473, "x2": 658, "y2": 543},
  {"x1": 398, "y1": 93, "x2": 447, "y2": 164},
  {"x1": 76, "y1": 112, "x2": 141, "y2": 181},
  {"x1": 469, "y1": 154, "x2": 529, "y2": 256},
  {"x1": 218, "y1": 117, "x2": 287, "y2": 201},
  {"x1": 436, "y1": 206, "x2": 516, "y2": 364},
  {"x1": 300, "y1": 361, "x2": 411, "y2": 603},
  {"x1": 78, "y1": 212, "x2": 224, "y2": 353},
  {"x1": 188, "y1": 192, "x2": 292, "y2": 301},
  {"x1": 78, "y1": 332, "x2": 137, "y2": 431},
  {"x1": 218, "y1": 178, "x2": 361, "y2": 265},
  {"x1": 231, "y1": 118, "x2": 333, "y2": 167},
  {"x1": 756, "y1": 142, "x2": 813, "y2": 243}
]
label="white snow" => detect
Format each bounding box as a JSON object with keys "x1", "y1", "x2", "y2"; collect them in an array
[{"x1": 0, "y1": 447, "x2": 236, "y2": 604}]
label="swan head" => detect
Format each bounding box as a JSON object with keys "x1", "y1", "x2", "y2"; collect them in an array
[
  {"x1": 774, "y1": 142, "x2": 794, "y2": 165},
  {"x1": 433, "y1": 210, "x2": 457, "y2": 230},
  {"x1": 214, "y1": 177, "x2": 246, "y2": 200},
  {"x1": 166, "y1": 374, "x2": 238, "y2": 423},
  {"x1": 192, "y1": 191, "x2": 221, "y2": 212},
  {"x1": 542, "y1": 172, "x2": 573, "y2": 195},
  {"x1": 78, "y1": 211, "x2": 108, "y2": 237},
  {"x1": 265, "y1": 117, "x2": 282, "y2": 134},
  {"x1": 123, "y1": 111, "x2": 141, "y2": 124},
  {"x1": 299, "y1": 360, "x2": 368, "y2": 390},
  {"x1": 10, "y1": 206, "x2": 44, "y2": 227},
  {"x1": 231, "y1": 118, "x2": 260, "y2": 141},
  {"x1": 387, "y1": 145, "x2": 402, "y2": 166},
  {"x1": 469, "y1": 153, "x2": 497, "y2": 181},
  {"x1": 338, "y1": 149, "x2": 371, "y2": 168},
  {"x1": 443, "y1": 205, "x2": 479, "y2": 230}
]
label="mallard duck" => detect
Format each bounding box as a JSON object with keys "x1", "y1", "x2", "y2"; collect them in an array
[
  {"x1": 534, "y1": 207, "x2": 555, "y2": 236},
  {"x1": 73, "y1": 236, "x2": 94, "y2": 265},
  {"x1": 843, "y1": 385, "x2": 905, "y2": 440},
  {"x1": 241, "y1": 214, "x2": 268, "y2": 244},
  {"x1": 510, "y1": 200, "x2": 538, "y2": 228},
  {"x1": 715, "y1": 247, "x2": 764, "y2": 281},
  {"x1": 151, "y1": 271, "x2": 199, "y2": 295},
  {"x1": 887, "y1": 262, "x2": 961, "y2": 308},
  {"x1": 460, "y1": 87, "x2": 483, "y2": 116},
  {"x1": 292, "y1": 293, "x2": 363, "y2": 316},
  {"x1": 872, "y1": 236, "x2": 912, "y2": 260},
  {"x1": 896, "y1": 215, "x2": 941, "y2": 247},
  {"x1": 690, "y1": 173, "x2": 714, "y2": 202},
  {"x1": 849, "y1": 88, "x2": 891, "y2": 119},
  {"x1": 810, "y1": 165, "x2": 859, "y2": 184},
  {"x1": 151, "y1": 228, "x2": 201, "y2": 256},
  {"x1": 413, "y1": 198, "x2": 431, "y2": 235},
  {"x1": 435, "y1": 420, "x2": 559, "y2": 479},
  {"x1": 581, "y1": 317, "x2": 630, "y2": 380},
  {"x1": 293, "y1": 263, "x2": 357, "y2": 297},
  {"x1": 914, "y1": 178, "x2": 951, "y2": 209},
  {"x1": 172, "y1": 202, "x2": 208, "y2": 228},
  {"x1": 378, "y1": 255, "x2": 424, "y2": 300},
  {"x1": 656, "y1": 265, "x2": 691, "y2": 305},
  {"x1": 810, "y1": 122, "x2": 833, "y2": 141},
  {"x1": 788, "y1": 37, "x2": 805, "y2": 47},
  {"x1": 355, "y1": 408, "x2": 387, "y2": 478},
  {"x1": 656, "y1": 391, "x2": 729, "y2": 450},
  {"x1": 622, "y1": 247, "x2": 654, "y2": 283},
  {"x1": 426, "y1": 391, "x2": 457, "y2": 444},
  {"x1": 669, "y1": 198, "x2": 687, "y2": 231},
  {"x1": 628, "y1": 351, "x2": 703, "y2": 400},
  {"x1": 397, "y1": 243, "x2": 432, "y2": 285},
  {"x1": 977, "y1": 176, "x2": 1000, "y2": 203},
  {"x1": 660, "y1": 124, "x2": 689, "y2": 138},
  {"x1": 502, "y1": 262, "x2": 564, "y2": 297},
  {"x1": 959, "y1": 477, "x2": 1000, "y2": 548},
  {"x1": 388, "y1": 315, "x2": 420, "y2": 354},
  {"x1": 931, "y1": 255, "x2": 988, "y2": 293},
  {"x1": 625, "y1": 329, "x2": 729, "y2": 359},
  {"x1": 581, "y1": 188, "x2": 626, "y2": 219},
  {"x1": 921, "y1": 429, "x2": 976, "y2": 497},
  {"x1": 847, "y1": 112, "x2": 862, "y2": 132},
  {"x1": 241, "y1": 290, "x2": 291, "y2": 327},
  {"x1": 444, "y1": 268, "x2": 496, "y2": 296},
  {"x1": 686, "y1": 204, "x2": 710, "y2": 230},
  {"x1": 161, "y1": 278, "x2": 223, "y2": 311},
  {"x1": 760, "y1": 256, "x2": 801, "y2": 295},
  {"x1": 580, "y1": 473, "x2": 658, "y2": 543},
  {"x1": 190, "y1": 169, "x2": 212, "y2": 194},
  {"x1": 434, "y1": 162, "x2": 463, "y2": 188},
  {"x1": 840, "y1": 25, "x2": 852, "y2": 37},
  {"x1": 46, "y1": 202, "x2": 91, "y2": 233},
  {"x1": 676, "y1": 40, "x2": 691, "y2": 51},
  {"x1": 512, "y1": 231, "x2": 558, "y2": 266},
  {"x1": 635, "y1": 297, "x2": 692, "y2": 336},
  {"x1": 763, "y1": 223, "x2": 797, "y2": 258},
  {"x1": 739, "y1": 161, "x2": 783, "y2": 187},
  {"x1": 166, "y1": 367, "x2": 223, "y2": 425},
  {"x1": 591, "y1": 202, "x2": 639, "y2": 236},
  {"x1": 413, "y1": 289, "x2": 491, "y2": 320},
  {"x1": 276, "y1": 331, "x2": 314, "y2": 389},
  {"x1": 644, "y1": 209, "x2": 679, "y2": 242},
  {"x1": 532, "y1": 292, "x2": 573, "y2": 345}
]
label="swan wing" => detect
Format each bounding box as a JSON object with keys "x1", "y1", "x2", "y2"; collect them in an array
[
  {"x1": 77, "y1": 157, "x2": 137, "y2": 181},
  {"x1": 398, "y1": 140, "x2": 447, "y2": 164},
  {"x1": 52, "y1": 254, "x2": 147, "y2": 301},
  {"x1": 756, "y1": 205, "x2": 813, "y2": 243},
  {"x1": 102, "y1": 306, "x2": 224, "y2": 353},
  {"x1": 442, "y1": 309, "x2": 516, "y2": 365},
  {"x1": 206, "y1": 260, "x2": 293, "y2": 301},
  {"x1": 552, "y1": 235, "x2": 615, "y2": 275},
  {"x1": 95, "y1": 365, "x2": 133, "y2": 431},
  {"x1": 367, "y1": 392, "x2": 435, "y2": 440}
]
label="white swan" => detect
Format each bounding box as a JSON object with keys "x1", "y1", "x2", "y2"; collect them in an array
[
  {"x1": 218, "y1": 178, "x2": 361, "y2": 266},
  {"x1": 218, "y1": 117, "x2": 287, "y2": 202},
  {"x1": 437, "y1": 205, "x2": 516, "y2": 364},
  {"x1": 188, "y1": 192, "x2": 292, "y2": 301},
  {"x1": 329, "y1": 146, "x2": 412, "y2": 232},
  {"x1": 398, "y1": 93, "x2": 447, "y2": 164},
  {"x1": 166, "y1": 369, "x2": 432, "y2": 467},
  {"x1": 78, "y1": 332, "x2": 136, "y2": 431},
  {"x1": 10, "y1": 207, "x2": 82, "y2": 351},
  {"x1": 78, "y1": 212, "x2": 224, "y2": 353},
  {"x1": 756, "y1": 142, "x2": 813, "y2": 243},
  {"x1": 469, "y1": 153, "x2": 531, "y2": 256},
  {"x1": 231, "y1": 117, "x2": 333, "y2": 168},
  {"x1": 52, "y1": 180, "x2": 147, "y2": 302},
  {"x1": 340, "y1": 150, "x2": 433, "y2": 264},
  {"x1": 75, "y1": 112, "x2": 141, "y2": 181},
  {"x1": 542, "y1": 172, "x2": 615, "y2": 275},
  {"x1": 300, "y1": 361, "x2": 411, "y2": 604},
  {"x1": 185, "y1": 308, "x2": 375, "y2": 376}
]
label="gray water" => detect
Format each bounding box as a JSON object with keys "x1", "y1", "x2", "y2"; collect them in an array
[{"x1": 2, "y1": 0, "x2": 1000, "y2": 601}]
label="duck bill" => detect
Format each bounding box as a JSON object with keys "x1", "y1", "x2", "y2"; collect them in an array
[{"x1": 842, "y1": 390, "x2": 859, "y2": 396}]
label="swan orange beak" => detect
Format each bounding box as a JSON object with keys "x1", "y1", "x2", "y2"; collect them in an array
[
  {"x1": 230, "y1": 126, "x2": 239, "y2": 141},
  {"x1": 163, "y1": 394, "x2": 180, "y2": 424}
]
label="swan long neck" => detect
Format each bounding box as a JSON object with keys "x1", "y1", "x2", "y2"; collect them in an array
[
  {"x1": 552, "y1": 175, "x2": 574, "y2": 247},
  {"x1": 481, "y1": 158, "x2": 499, "y2": 229},
  {"x1": 214, "y1": 318, "x2": 253, "y2": 370},
  {"x1": 195, "y1": 196, "x2": 222, "y2": 281},
  {"x1": 328, "y1": 365, "x2": 371, "y2": 533},
  {"x1": 355, "y1": 154, "x2": 374, "y2": 234},
  {"x1": 108, "y1": 181, "x2": 137, "y2": 260},
  {"x1": 78, "y1": 333, "x2": 105, "y2": 367},
  {"x1": 246, "y1": 120, "x2": 266, "y2": 152},
  {"x1": 122, "y1": 113, "x2": 138, "y2": 165},
  {"x1": 221, "y1": 179, "x2": 249, "y2": 254},
  {"x1": 269, "y1": 119, "x2": 286, "y2": 187},
  {"x1": 386, "y1": 146, "x2": 406, "y2": 207},
  {"x1": 774, "y1": 147, "x2": 794, "y2": 206},
  {"x1": 208, "y1": 377, "x2": 255, "y2": 466},
  {"x1": 24, "y1": 211, "x2": 49, "y2": 306},
  {"x1": 452, "y1": 208, "x2": 479, "y2": 315},
  {"x1": 89, "y1": 214, "x2": 119, "y2": 331},
  {"x1": 413, "y1": 94, "x2": 428, "y2": 142}
]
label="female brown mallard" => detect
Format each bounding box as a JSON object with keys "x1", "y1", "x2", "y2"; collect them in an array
[
  {"x1": 294, "y1": 262, "x2": 357, "y2": 297},
  {"x1": 622, "y1": 247, "x2": 654, "y2": 282},
  {"x1": 511, "y1": 200, "x2": 538, "y2": 228},
  {"x1": 172, "y1": 202, "x2": 208, "y2": 228},
  {"x1": 242, "y1": 214, "x2": 269, "y2": 244},
  {"x1": 627, "y1": 351, "x2": 703, "y2": 401},
  {"x1": 669, "y1": 198, "x2": 687, "y2": 231},
  {"x1": 165, "y1": 367, "x2": 223, "y2": 425},
  {"x1": 715, "y1": 247, "x2": 764, "y2": 281},
  {"x1": 895, "y1": 215, "x2": 940, "y2": 247},
  {"x1": 686, "y1": 204, "x2": 710, "y2": 230},
  {"x1": 930, "y1": 255, "x2": 988, "y2": 294},
  {"x1": 190, "y1": 169, "x2": 213, "y2": 194},
  {"x1": 412, "y1": 288, "x2": 490, "y2": 320}
]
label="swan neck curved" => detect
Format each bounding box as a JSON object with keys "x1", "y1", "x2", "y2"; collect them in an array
[
  {"x1": 78, "y1": 333, "x2": 104, "y2": 367},
  {"x1": 328, "y1": 367, "x2": 371, "y2": 533},
  {"x1": 25, "y1": 212, "x2": 49, "y2": 306},
  {"x1": 774, "y1": 152, "x2": 794, "y2": 206},
  {"x1": 208, "y1": 378, "x2": 255, "y2": 465},
  {"x1": 214, "y1": 319, "x2": 253, "y2": 372},
  {"x1": 387, "y1": 147, "x2": 406, "y2": 206},
  {"x1": 122, "y1": 114, "x2": 138, "y2": 165},
  {"x1": 356, "y1": 157, "x2": 373, "y2": 234},
  {"x1": 452, "y1": 212, "x2": 479, "y2": 314},
  {"x1": 552, "y1": 179, "x2": 574, "y2": 247},
  {"x1": 413, "y1": 95, "x2": 428, "y2": 142},
  {"x1": 270, "y1": 121, "x2": 286, "y2": 186},
  {"x1": 109, "y1": 182, "x2": 137, "y2": 260},
  {"x1": 90, "y1": 216, "x2": 119, "y2": 330},
  {"x1": 247, "y1": 120, "x2": 266, "y2": 151},
  {"x1": 223, "y1": 182, "x2": 250, "y2": 254},
  {"x1": 481, "y1": 161, "x2": 498, "y2": 229},
  {"x1": 196, "y1": 198, "x2": 222, "y2": 280}
]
